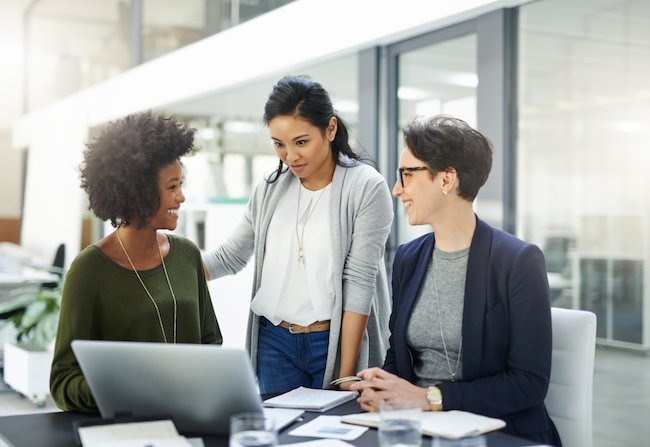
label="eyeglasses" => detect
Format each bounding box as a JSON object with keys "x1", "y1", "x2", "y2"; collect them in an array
[{"x1": 396, "y1": 166, "x2": 429, "y2": 187}]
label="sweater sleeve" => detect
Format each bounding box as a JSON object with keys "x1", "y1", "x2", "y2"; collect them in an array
[
  {"x1": 342, "y1": 171, "x2": 393, "y2": 315},
  {"x1": 49, "y1": 250, "x2": 98, "y2": 412}
]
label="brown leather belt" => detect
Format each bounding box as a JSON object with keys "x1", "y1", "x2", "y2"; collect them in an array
[{"x1": 279, "y1": 320, "x2": 330, "y2": 334}]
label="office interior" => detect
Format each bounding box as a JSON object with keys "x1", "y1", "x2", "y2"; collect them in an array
[{"x1": 0, "y1": 0, "x2": 648, "y2": 446}]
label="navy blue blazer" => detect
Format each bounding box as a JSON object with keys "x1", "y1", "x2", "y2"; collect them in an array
[{"x1": 383, "y1": 217, "x2": 561, "y2": 446}]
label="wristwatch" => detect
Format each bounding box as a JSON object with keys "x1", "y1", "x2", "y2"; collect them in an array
[{"x1": 426, "y1": 386, "x2": 443, "y2": 411}]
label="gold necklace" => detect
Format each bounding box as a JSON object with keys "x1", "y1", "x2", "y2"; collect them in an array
[
  {"x1": 432, "y1": 253, "x2": 462, "y2": 382},
  {"x1": 116, "y1": 230, "x2": 177, "y2": 343},
  {"x1": 295, "y1": 183, "x2": 326, "y2": 267}
]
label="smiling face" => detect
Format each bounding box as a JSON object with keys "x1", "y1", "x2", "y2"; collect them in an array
[
  {"x1": 392, "y1": 147, "x2": 441, "y2": 227},
  {"x1": 268, "y1": 115, "x2": 336, "y2": 189},
  {"x1": 147, "y1": 159, "x2": 185, "y2": 231}
]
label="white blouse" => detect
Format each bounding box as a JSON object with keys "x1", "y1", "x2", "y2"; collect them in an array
[{"x1": 250, "y1": 178, "x2": 335, "y2": 326}]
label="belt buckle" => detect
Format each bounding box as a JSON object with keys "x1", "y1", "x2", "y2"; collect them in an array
[{"x1": 288, "y1": 323, "x2": 299, "y2": 334}]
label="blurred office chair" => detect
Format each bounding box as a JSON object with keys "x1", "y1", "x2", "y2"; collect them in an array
[
  {"x1": 42, "y1": 243, "x2": 65, "y2": 290},
  {"x1": 545, "y1": 307, "x2": 597, "y2": 447},
  {"x1": 0, "y1": 243, "x2": 65, "y2": 320}
]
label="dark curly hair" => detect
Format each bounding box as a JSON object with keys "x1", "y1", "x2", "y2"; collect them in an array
[
  {"x1": 80, "y1": 111, "x2": 197, "y2": 229},
  {"x1": 403, "y1": 115, "x2": 493, "y2": 201}
]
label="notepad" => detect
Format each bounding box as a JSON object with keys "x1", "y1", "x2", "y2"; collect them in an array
[
  {"x1": 77, "y1": 420, "x2": 194, "y2": 447},
  {"x1": 263, "y1": 386, "x2": 357, "y2": 412},
  {"x1": 341, "y1": 410, "x2": 506, "y2": 439}
]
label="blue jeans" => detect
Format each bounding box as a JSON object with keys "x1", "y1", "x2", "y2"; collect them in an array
[{"x1": 256, "y1": 317, "x2": 329, "y2": 395}]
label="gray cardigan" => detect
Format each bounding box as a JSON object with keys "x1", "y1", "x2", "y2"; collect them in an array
[{"x1": 203, "y1": 156, "x2": 393, "y2": 387}]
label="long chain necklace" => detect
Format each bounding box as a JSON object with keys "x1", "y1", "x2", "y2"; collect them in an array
[
  {"x1": 432, "y1": 254, "x2": 462, "y2": 382},
  {"x1": 295, "y1": 183, "x2": 326, "y2": 267},
  {"x1": 116, "y1": 230, "x2": 177, "y2": 344}
]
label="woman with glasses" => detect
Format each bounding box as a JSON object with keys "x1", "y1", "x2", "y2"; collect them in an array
[
  {"x1": 203, "y1": 75, "x2": 393, "y2": 395},
  {"x1": 350, "y1": 116, "x2": 561, "y2": 446}
]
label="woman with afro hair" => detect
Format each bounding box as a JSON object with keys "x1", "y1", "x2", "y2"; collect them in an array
[{"x1": 50, "y1": 111, "x2": 222, "y2": 412}]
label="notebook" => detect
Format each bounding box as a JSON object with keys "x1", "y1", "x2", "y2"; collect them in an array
[
  {"x1": 341, "y1": 410, "x2": 506, "y2": 439},
  {"x1": 71, "y1": 340, "x2": 263, "y2": 435},
  {"x1": 263, "y1": 386, "x2": 357, "y2": 412}
]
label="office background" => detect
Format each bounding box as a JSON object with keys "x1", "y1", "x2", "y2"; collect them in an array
[{"x1": 0, "y1": 1, "x2": 648, "y2": 445}]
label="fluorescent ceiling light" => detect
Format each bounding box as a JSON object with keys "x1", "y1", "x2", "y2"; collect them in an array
[
  {"x1": 333, "y1": 99, "x2": 359, "y2": 114},
  {"x1": 199, "y1": 128, "x2": 216, "y2": 140},
  {"x1": 612, "y1": 121, "x2": 647, "y2": 134},
  {"x1": 224, "y1": 120, "x2": 260, "y2": 133},
  {"x1": 398, "y1": 86, "x2": 430, "y2": 100},
  {"x1": 443, "y1": 73, "x2": 478, "y2": 88}
]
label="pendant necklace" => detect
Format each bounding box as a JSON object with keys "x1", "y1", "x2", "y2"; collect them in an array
[
  {"x1": 295, "y1": 183, "x2": 326, "y2": 267},
  {"x1": 116, "y1": 230, "x2": 177, "y2": 343},
  {"x1": 432, "y1": 254, "x2": 462, "y2": 382}
]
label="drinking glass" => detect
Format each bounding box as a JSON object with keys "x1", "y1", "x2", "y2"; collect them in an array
[
  {"x1": 229, "y1": 412, "x2": 277, "y2": 447},
  {"x1": 378, "y1": 400, "x2": 423, "y2": 447}
]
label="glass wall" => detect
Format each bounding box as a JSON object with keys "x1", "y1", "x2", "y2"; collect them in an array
[
  {"x1": 142, "y1": 0, "x2": 206, "y2": 62},
  {"x1": 518, "y1": 0, "x2": 650, "y2": 347},
  {"x1": 395, "y1": 34, "x2": 477, "y2": 244},
  {"x1": 24, "y1": 0, "x2": 297, "y2": 110},
  {"x1": 25, "y1": 0, "x2": 130, "y2": 111}
]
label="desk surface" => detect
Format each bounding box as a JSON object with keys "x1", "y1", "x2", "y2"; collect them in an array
[{"x1": 0, "y1": 402, "x2": 537, "y2": 447}]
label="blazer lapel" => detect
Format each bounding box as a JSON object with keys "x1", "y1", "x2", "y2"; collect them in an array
[
  {"x1": 399, "y1": 234, "x2": 434, "y2": 333},
  {"x1": 462, "y1": 217, "x2": 491, "y2": 378}
]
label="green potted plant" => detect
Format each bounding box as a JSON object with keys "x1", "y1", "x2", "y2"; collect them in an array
[{"x1": 0, "y1": 270, "x2": 62, "y2": 406}]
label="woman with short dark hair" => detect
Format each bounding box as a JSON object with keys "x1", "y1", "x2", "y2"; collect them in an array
[
  {"x1": 51, "y1": 111, "x2": 222, "y2": 412},
  {"x1": 351, "y1": 116, "x2": 562, "y2": 446}
]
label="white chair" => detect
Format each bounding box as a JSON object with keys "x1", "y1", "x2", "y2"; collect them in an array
[{"x1": 545, "y1": 307, "x2": 597, "y2": 447}]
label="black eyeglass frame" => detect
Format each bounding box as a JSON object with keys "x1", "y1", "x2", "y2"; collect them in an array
[{"x1": 396, "y1": 166, "x2": 429, "y2": 187}]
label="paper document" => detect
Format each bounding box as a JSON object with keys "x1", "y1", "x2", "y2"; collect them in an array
[
  {"x1": 341, "y1": 410, "x2": 506, "y2": 439},
  {"x1": 263, "y1": 407, "x2": 304, "y2": 430},
  {"x1": 282, "y1": 440, "x2": 356, "y2": 447},
  {"x1": 77, "y1": 420, "x2": 193, "y2": 447},
  {"x1": 263, "y1": 386, "x2": 357, "y2": 412},
  {"x1": 289, "y1": 416, "x2": 368, "y2": 440}
]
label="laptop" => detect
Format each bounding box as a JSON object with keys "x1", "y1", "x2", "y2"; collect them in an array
[{"x1": 71, "y1": 340, "x2": 263, "y2": 435}]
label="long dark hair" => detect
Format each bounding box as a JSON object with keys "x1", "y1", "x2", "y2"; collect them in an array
[{"x1": 263, "y1": 75, "x2": 361, "y2": 182}]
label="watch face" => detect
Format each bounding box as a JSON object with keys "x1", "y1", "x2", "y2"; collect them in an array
[{"x1": 427, "y1": 387, "x2": 442, "y2": 403}]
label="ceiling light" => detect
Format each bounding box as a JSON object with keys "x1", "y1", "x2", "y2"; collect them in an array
[{"x1": 398, "y1": 86, "x2": 430, "y2": 100}]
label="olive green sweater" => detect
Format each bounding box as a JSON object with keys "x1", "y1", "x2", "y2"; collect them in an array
[{"x1": 50, "y1": 234, "x2": 222, "y2": 412}]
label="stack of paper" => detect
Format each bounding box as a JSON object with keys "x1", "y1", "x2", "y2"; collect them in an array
[
  {"x1": 77, "y1": 420, "x2": 195, "y2": 447},
  {"x1": 263, "y1": 386, "x2": 357, "y2": 412},
  {"x1": 341, "y1": 410, "x2": 506, "y2": 439}
]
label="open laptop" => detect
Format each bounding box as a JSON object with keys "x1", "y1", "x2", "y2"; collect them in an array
[{"x1": 71, "y1": 340, "x2": 263, "y2": 435}]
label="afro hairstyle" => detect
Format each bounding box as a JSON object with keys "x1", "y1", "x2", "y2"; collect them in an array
[{"x1": 80, "y1": 110, "x2": 197, "y2": 228}]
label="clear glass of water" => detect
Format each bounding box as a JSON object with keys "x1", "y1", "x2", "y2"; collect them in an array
[
  {"x1": 378, "y1": 400, "x2": 423, "y2": 447},
  {"x1": 229, "y1": 412, "x2": 277, "y2": 447}
]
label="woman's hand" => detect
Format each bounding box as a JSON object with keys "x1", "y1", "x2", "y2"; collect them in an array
[{"x1": 349, "y1": 368, "x2": 429, "y2": 412}]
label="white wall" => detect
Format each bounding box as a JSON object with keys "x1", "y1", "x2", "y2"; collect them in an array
[
  {"x1": 0, "y1": 0, "x2": 28, "y2": 218},
  {"x1": 19, "y1": 99, "x2": 87, "y2": 263},
  {"x1": 0, "y1": 131, "x2": 23, "y2": 218}
]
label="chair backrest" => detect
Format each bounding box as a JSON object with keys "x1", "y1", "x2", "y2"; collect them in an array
[{"x1": 545, "y1": 307, "x2": 597, "y2": 447}]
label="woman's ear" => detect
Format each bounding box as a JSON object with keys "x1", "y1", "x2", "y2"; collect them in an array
[
  {"x1": 327, "y1": 116, "x2": 338, "y2": 142},
  {"x1": 441, "y1": 167, "x2": 458, "y2": 195}
]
